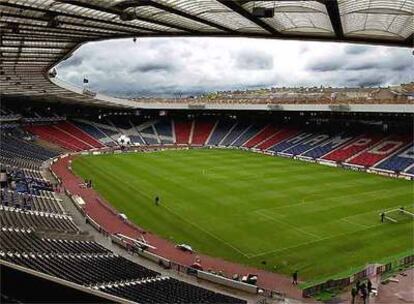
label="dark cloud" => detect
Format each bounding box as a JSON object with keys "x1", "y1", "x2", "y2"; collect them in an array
[
  {"x1": 345, "y1": 62, "x2": 377, "y2": 71},
  {"x1": 306, "y1": 59, "x2": 343, "y2": 72},
  {"x1": 235, "y1": 50, "x2": 273, "y2": 70},
  {"x1": 57, "y1": 37, "x2": 413, "y2": 97},
  {"x1": 345, "y1": 45, "x2": 370, "y2": 55},
  {"x1": 344, "y1": 74, "x2": 388, "y2": 87},
  {"x1": 129, "y1": 62, "x2": 178, "y2": 73}
]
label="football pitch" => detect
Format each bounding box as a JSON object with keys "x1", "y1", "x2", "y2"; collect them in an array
[{"x1": 72, "y1": 148, "x2": 413, "y2": 284}]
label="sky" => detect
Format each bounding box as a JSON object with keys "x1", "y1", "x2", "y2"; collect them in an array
[{"x1": 57, "y1": 37, "x2": 413, "y2": 98}]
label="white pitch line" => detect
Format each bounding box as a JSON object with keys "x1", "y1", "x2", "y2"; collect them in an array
[
  {"x1": 247, "y1": 222, "x2": 383, "y2": 259},
  {"x1": 253, "y1": 186, "x2": 410, "y2": 215},
  {"x1": 340, "y1": 217, "x2": 370, "y2": 228},
  {"x1": 254, "y1": 209, "x2": 321, "y2": 240},
  {"x1": 161, "y1": 203, "x2": 251, "y2": 258}
]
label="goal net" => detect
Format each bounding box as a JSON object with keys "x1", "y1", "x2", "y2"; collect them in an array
[{"x1": 381, "y1": 207, "x2": 414, "y2": 223}]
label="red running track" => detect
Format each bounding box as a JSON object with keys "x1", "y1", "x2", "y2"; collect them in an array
[{"x1": 52, "y1": 155, "x2": 303, "y2": 299}]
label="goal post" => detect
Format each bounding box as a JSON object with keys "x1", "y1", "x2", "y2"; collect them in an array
[{"x1": 380, "y1": 207, "x2": 414, "y2": 223}]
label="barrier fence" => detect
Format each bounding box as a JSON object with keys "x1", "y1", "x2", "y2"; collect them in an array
[{"x1": 302, "y1": 254, "x2": 414, "y2": 297}]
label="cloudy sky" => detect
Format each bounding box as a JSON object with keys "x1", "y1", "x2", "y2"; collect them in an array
[{"x1": 57, "y1": 37, "x2": 413, "y2": 98}]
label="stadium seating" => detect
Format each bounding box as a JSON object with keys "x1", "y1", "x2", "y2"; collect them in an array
[
  {"x1": 0, "y1": 134, "x2": 59, "y2": 162},
  {"x1": 0, "y1": 228, "x2": 110, "y2": 255},
  {"x1": 207, "y1": 120, "x2": 235, "y2": 146},
  {"x1": 231, "y1": 123, "x2": 264, "y2": 147},
  {"x1": 154, "y1": 120, "x2": 174, "y2": 144},
  {"x1": 322, "y1": 134, "x2": 385, "y2": 162},
  {"x1": 302, "y1": 133, "x2": 355, "y2": 159},
  {"x1": 269, "y1": 132, "x2": 315, "y2": 153},
  {"x1": 1, "y1": 252, "x2": 159, "y2": 286},
  {"x1": 98, "y1": 277, "x2": 246, "y2": 304},
  {"x1": 348, "y1": 135, "x2": 412, "y2": 167},
  {"x1": 256, "y1": 128, "x2": 299, "y2": 150},
  {"x1": 25, "y1": 124, "x2": 87, "y2": 151},
  {"x1": 174, "y1": 120, "x2": 192, "y2": 144},
  {"x1": 243, "y1": 125, "x2": 278, "y2": 148},
  {"x1": 405, "y1": 166, "x2": 414, "y2": 174},
  {"x1": 375, "y1": 145, "x2": 414, "y2": 172},
  {"x1": 283, "y1": 133, "x2": 333, "y2": 156},
  {"x1": 73, "y1": 121, "x2": 109, "y2": 141},
  {"x1": 191, "y1": 120, "x2": 215, "y2": 145},
  {"x1": 0, "y1": 206, "x2": 78, "y2": 233},
  {"x1": 220, "y1": 122, "x2": 251, "y2": 146},
  {"x1": 55, "y1": 122, "x2": 104, "y2": 149},
  {"x1": 0, "y1": 124, "x2": 249, "y2": 304}
]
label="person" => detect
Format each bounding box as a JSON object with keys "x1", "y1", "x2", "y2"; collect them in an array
[
  {"x1": 361, "y1": 285, "x2": 368, "y2": 304},
  {"x1": 351, "y1": 286, "x2": 357, "y2": 304},
  {"x1": 154, "y1": 196, "x2": 160, "y2": 206},
  {"x1": 292, "y1": 270, "x2": 298, "y2": 285},
  {"x1": 380, "y1": 212, "x2": 385, "y2": 223},
  {"x1": 367, "y1": 279, "x2": 372, "y2": 294},
  {"x1": 355, "y1": 280, "x2": 361, "y2": 293}
]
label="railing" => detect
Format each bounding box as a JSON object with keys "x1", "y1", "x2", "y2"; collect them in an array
[{"x1": 302, "y1": 254, "x2": 414, "y2": 297}]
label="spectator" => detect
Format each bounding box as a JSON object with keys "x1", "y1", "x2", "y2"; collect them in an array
[
  {"x1": 292, "y1": 270, "x2": 298, "y2": 285},
  {"x1": 351, "y1": 286, "x2": 357, "y2": 304}
]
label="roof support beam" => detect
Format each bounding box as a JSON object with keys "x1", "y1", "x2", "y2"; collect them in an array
[
  {"x1": 317, "y1": 0, "x2": 344, "y2": 38},
  {"x1": 54, "y1": 0, "x2": 194, "y2": 33},
  {"x1": 0, "y1": 2, "x2": 168, "y2": 34},
  {"x1": 0, "y1": 12, "x2": 142, "y2": 36},
  {"x1": 404, "y1": 34, "x2": 413, "y2": 47},
  {"x1": 216, "y1": 0, "x2": 280, "y2": 36},
  {"x1": 116, "y1": 0, "x2": 235, "y2": 33}
]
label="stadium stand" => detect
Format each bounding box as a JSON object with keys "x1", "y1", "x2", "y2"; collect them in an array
[
  {"x1": 56, "y1": 122, "x2": 104, "y2": 149},
  {"x1": 283, "y1": 133, "x2": 333, "y2": 156},
  {"x1": 73, "y1": 121, "x2": 111, "y2": 143},
  {"x1": 141, "y1": 126, "x2": 159, "y2": 145},
  {"x1": 25, "y1": 124, "x2": 87, "y2": 151},
  {"x1": 0, "y1": 133, "x2": 59, "y2": 162},
  {"x1": 302, "y1": 133, "x2": 355, "y2": 159},
  {"x1": 322, "y1": 134, "x2": 385, "y2": 162},
  {"x1": 220, "y1": 122, "x2": 251, "y2": 146},
  {"x1": 269, "y1": 132, "x2": 315, "y2": 153},
  {"x1": 154, "y1": 120, "x2": 174, "y2": 144},
  {"x1": 97, "y1": 277, "x2": 246, "y2": 304},
  {"x1": 347, "y1": 135, "x2": 412, "y2": 167},
  {"x1": 243, "y1": 125, "x2": 278, "y2": 148},
  {"x1": 191, "y1": 120, "x2": 216, "y2": 145},
  {"x1": 207, "y1": 120, "x2": 235, "y2": 146},
  {"x1": 174, "y1": 120, "x2": 192, "y2": 145},
  {"x1": 256, "y1": 128, "x2": 299, "y2": 150},
  {"x1": 0, "y1": 206, "x2": 78, "y2": 233},
  {"x1": 0, "y1": 253, "x2": 159, "y2": 286},
  {"x1": 231, "y1": 123, "x2": 264, "y2": 147},
  {"x1": 0, "y1": 229, "x2": 110, "y2": 255},
  {"x1": 0, "y1": 124, "x2": 247, "y2": 304},
  {"x1": 376, "y1": 145, "x2": 414, "y2": 172}
]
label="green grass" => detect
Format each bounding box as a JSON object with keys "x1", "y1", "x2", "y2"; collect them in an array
[{"x1": 72, "y1": 148, "x2": 414, "y2": 284}]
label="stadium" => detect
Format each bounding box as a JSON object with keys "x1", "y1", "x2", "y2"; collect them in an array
[{"x1": 0, "y1": 0, "x2": 413, "y2": 303}]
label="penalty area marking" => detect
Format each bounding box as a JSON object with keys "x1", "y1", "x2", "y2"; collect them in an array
[
  {"x1": 254, "y1": 209, "x2": 321, "y2": 240},
  {"x1": 247, "y1": 222, "x2": 383, "y2": 259},
  {"x1": 340, "y1": 217, "x2": 371, "y2": 228},
  {"x1": 160, "y1": 203, "x2": 251, "y2": 259}
]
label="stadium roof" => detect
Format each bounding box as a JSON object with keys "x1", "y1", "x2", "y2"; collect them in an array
[{"x1": 1, "y1": 0, "x2": 413, "y2": 107}]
